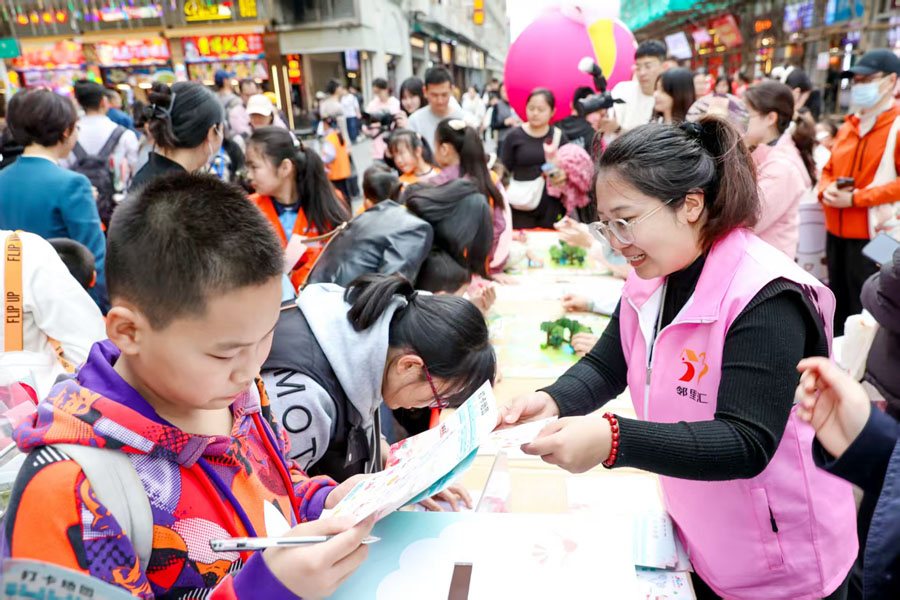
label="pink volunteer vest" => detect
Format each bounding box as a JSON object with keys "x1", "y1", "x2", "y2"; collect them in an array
[{"x1": 619, "y1": 228, "x2": 857, "y2": 599}]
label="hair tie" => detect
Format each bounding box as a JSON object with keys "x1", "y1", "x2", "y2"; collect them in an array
[
  {"x1": 448, "y1": 119, "x2": 466, "y2": 131},
  {"x1": 679, "y1": 120, "x2": 703, "y2": 140},
  {"x1": 150, "y1": 90, "x2": 177, "y2": 120}
]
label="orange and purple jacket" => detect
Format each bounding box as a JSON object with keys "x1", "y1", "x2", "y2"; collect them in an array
[{"x1": 1, "y1": 340, "x2": 336, "y2": 599}]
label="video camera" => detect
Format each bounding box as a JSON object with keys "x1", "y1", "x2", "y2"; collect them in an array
[
  {"x1": 361, "y1": 110, "x2": 396, "y2": 129},
  {"x1": 575, "y1": 57, "x2": 623, "y2": 117}
]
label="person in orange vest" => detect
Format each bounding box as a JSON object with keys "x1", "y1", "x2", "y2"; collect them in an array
[
  {"x1": 319, "y1": 116, "x2": 356, "y2": 202},
  {"x1": 245, "y1": 126, "x2": 350, "y2": 290}
]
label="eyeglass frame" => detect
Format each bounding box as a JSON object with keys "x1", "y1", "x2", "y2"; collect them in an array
[
  {"x1": 587, "y1": 195, "x2": 681, "y2": 246},
  {"x1": 422, "y1": 362, "x2": 450, "y2": 410}
]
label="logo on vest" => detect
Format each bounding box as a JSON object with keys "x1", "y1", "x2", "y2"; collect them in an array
[{"x1": 676, "y1": 349, "x2": 708, "y2": 403}]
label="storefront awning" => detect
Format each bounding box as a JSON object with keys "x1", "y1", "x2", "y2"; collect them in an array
[{"x1": 621, "y1": 0, "x2": 732, "y2": 32}]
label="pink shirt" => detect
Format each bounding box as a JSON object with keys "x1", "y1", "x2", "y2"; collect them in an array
[{"x1": 364, "y1": 96, "x2": 402, "y2": 160}]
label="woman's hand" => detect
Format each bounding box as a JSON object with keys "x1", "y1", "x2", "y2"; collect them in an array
[
  {"x1": 795, "y1": 357, "x2": 871, "y2": 459},
  {"x1": 418, "y1": 483, "x2": 473, "y2": 512},
  {"x1": 263, "y1": 516, "x2": 375, "y2": 600},
  {"x1": 325, "y1": 474, "x2": 371, "y2": 510},
  {"x1": 553, "y1": 217, "x2": 593, "y2": 249},
  {"x1": 521, "y1": 416, "x2": 612, "y2": 473},
  {"x1": 571, "y1": 332, "x2": 599, "y2": 357},
  {"x1": 561, "y1": 294, "x2": 590, "y2": 312},
  {"x1": 497, "y1": 391, "x2": 560, "y2": 429}
]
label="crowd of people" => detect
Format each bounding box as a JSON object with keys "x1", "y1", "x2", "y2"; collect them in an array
[{"x1": 0, "y1": 37, "x2": 899, "y2": 600}]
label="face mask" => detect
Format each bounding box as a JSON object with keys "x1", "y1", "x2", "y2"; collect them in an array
[{"x1": 851, "y1": 79, "x2": 884, "y2": 109}]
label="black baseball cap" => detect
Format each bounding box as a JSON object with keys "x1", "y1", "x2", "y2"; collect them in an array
[{"x1": 841, "y1": 49, "x2": 900, "y2": 78}]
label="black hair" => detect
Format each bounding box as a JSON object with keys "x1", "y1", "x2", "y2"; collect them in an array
[
  {"x1": 239, "y1": 78, "x2": 259, "y2": 93},
  {"x1": 48, "y1": 238, "x2": 95, "y2": 290},
  {"x1": 424, "y1": 67, "x2": 453, "y2": 87},
  {"x1": 571, "y1": 86, "x2": 594, "y2": 106},
  {"x1": 404, "y1": 179, "x2": 493, "y2": 278},
  {"x1": 527, "y1": 88, "x2": 555, "y2": 111},
  {"x1": 345, "y1": 273, "x2": 495, "y2": 408},
  {"x1": 373, "y1": 77, "x2": 389, "y2": 91},
  {"x1": 400, "y1": 77, "x2": 427, "y2": 115},
  {"x1": 635, "y1": 40, "x2": 667, "y2": 61},
  {"x1": 325, "y1": 79, "x2": 341, "y2": 95},
  {"x1": 435, "y1": 118, "x2": 504, "y2": 209},
  {"x1": 362, "y1": 164, "x2": 401, "y2": 204},
  {"x1": 820, "y1": 116, "x2": 840, "y2": 138},
  {"x1": 106, "y1": 173, "x2": 284, "y2": 328},
  {"x1": 73, "y1": 80, "x2": 107, "y2": 111},
  {"x1": 6, "y1": 88, "x2": 77, "y2": 147},
  {"x1": 743, "y1": 81, "x2": 817, "y2": 183},
  {"x1": 388, "y1": 129, "x2": 436, "y2": 167},
  {"x1": 785, "y1": 69, "x2": 822, "y2": 121},
  {"x1": 145, "y1": 81, "x2": 224, "y2": 150},
  {"x1": 656, "y1": 68, "x2": 696, "y2": 122},
  {"x1": 714, "y1": 74, "x2": 732, "y2": 92},
  {"x1": 132, "y1": 100, "x2": 148, "y2": 129},
  {"x1": 598, "y1": 117, "x2": 759, "y2": 251},
  {"x1": 103, "y1": 88, "x2": 121, "y2": 102},
  {"x1": 737, "y1": 71, "x2": 753, "y2": 85},
  {"x1": 415, "y1": 249, "x2": 471, "y2": 294},
  {"x1": 247, "y1": 127, "x2": 350, "y2": 232}
]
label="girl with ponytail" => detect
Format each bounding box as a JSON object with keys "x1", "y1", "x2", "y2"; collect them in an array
[
  {"x1": 262, "y1": 273, "x2": 495, "y2": 498},
  {"x1": 433, "y1": 118, "x2": 512, "y2": 273},
  {"x1": 501, "y1": 117, "x2": 857, "y2": 599},
  {"x1": 246, "y1": 126, "x2": 350, "y2": 290},
  {"x1": 743, "y1": 80, "x2": 816, "y2": 259}
]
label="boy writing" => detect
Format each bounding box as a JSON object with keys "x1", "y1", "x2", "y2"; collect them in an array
[{"x1": 1, "y1": 173, "x2": 372, "y2": 599}]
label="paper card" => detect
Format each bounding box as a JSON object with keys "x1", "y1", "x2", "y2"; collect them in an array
[
  {"x1": 283, "y1": 235, "x2": 307, "y2": 273},
  {"x1": 2, "y1": 559, "x2": 135, "y2": 600},
  {"x1": 635, "y1": 568, "x2": 696, "y2": 600},
  {"x1": 486, "y1": 417, "x2": 556, "y2": 448}
]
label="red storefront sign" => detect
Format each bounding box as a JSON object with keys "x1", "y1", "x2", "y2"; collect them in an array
[
  {"x1": 12, "y1": 40, "x2": 84, "y2": 69},
  {"x1": 94, "y1": 39, "x2": 171, "y2": 67},
  {"x1": 710, "y1": 14, "x2": 743, "y2": 48},
  {"x1": 181, "y1": 33, "x2": 264, "y2": 62}
]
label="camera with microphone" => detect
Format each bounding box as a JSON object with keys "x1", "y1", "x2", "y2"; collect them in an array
[{"x1": 576, "y1": 57, "x2": 623, "y2": 116}]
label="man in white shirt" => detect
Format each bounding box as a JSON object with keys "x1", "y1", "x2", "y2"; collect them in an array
[
  {"x1": 64, "y1": 80, "x2": 140, "y2": 181},
  {"x1": 403, "y1": 67, "x2": 465, "y2": 150},
  {"x1": 341, "y1": 85, "x2": 362, "y2": 143},
  {"x1": 597, "y1": 40, "x2": 667, "y2": 136}
]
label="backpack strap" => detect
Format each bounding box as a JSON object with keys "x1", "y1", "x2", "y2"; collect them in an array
[
  {"x1": 72, "y1": 142, "x2": 88, "y2": 162},
  {"x1": 4, "y1": 232, "x2": 23, "y2": 352},
  {"x1": 97, "y1": 126, "x2": 127, "y2": 162},
  {"x1": 52, "y1": 443, "x2": 153, "y2": 572}
]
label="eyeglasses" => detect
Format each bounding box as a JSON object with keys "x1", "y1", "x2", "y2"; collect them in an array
[
  {"x1": 587, "y1": 197, "x2": 679, "y2": 246},
  {"x1": 422, "y1": 363, "x2": 450, "y2": 410}
]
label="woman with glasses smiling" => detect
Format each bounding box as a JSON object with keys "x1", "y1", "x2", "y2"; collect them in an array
[
  {"x1": 501, "y1": 117, "x2": 857, "y2": 599},
  {"x1": 261, "y1": 273, "x2": 495, "y2": 508}
]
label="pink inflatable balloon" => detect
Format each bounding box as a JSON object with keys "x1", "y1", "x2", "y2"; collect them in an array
[{"x1": 504, "y1": 9, "x2": 637, "y2": 124}]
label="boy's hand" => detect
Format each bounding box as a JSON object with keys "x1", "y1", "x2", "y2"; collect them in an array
[
  {"x1": 325, "y1": 474, "x2": 371, "y2": 509},
  {"x1": 419, "y1": 483, "x2": 473, "y2": 512},
  {"x1": 571, "y1": 332, "x2": 599, "y2": 357},
  {"x1": 795, "y1": 357, "x2": 871, "y2": 459},
  {"x1": 263, "y1": 516, "x2": 375, "y2": 600}
]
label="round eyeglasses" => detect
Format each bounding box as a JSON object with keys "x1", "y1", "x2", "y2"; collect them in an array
[{"x1": 587, "y1": 196, "x2": 679, "y2": 246}]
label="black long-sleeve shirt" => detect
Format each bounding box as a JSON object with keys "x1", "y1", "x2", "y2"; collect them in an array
[{"x1": 542, "y1": 256, "x2": 828, "y2": 481}]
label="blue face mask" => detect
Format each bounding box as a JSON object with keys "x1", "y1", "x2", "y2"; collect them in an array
[{"x1": 851, "y1": 79, "x2": 885, "y2": 109}]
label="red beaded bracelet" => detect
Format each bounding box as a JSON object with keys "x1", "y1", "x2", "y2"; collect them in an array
[{"x1": 602, "y1": 412, "x2": 620, "y2": 468}]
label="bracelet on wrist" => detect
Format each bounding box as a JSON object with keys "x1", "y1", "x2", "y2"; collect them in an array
[{"x1": 601, "y1": 412, "x2": 620, "y2": 468}]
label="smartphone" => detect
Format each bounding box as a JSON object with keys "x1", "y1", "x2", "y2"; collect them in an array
[
  {"x1": 862, "y1": 233, "x2": 900, "y2": 265},
  {"x1": 836, "y1": 177, "x2": 855, "y2": 190}
]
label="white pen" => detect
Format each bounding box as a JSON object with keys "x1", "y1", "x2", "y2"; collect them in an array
[{"x1": 210, "y1": 535, "x2": 381, "y2": 553}]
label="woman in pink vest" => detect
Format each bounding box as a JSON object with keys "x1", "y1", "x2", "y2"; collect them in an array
[{"x1": 501, "y1": 117, "x2": 858, "y2": 599}]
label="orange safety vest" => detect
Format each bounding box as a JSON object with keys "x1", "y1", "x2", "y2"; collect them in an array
[
  {"x1": 249, "y1": 194, "x2": 328, "y2": 290},
  {"x1": 325, "y1": 131, "x2": 352, "y2": 181}
]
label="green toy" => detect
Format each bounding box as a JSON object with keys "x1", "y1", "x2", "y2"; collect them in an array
[
  {"x1": 540, "y1": 317, "x2": 592, "y2": 350},
  {"x1": 548, "y1": 241, "x2": 587, "y2": 266}
]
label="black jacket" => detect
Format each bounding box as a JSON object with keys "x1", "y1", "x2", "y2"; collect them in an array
[
  {"x1": 556, "y1": 115, "x2": 596, "y2": 154},
  {"x1": 862, "y1": 246, "x2": 900, "y2": 419},
  {"x1": 129, "y1": 152, "x2": 186, "y2": 191},
  {"x1": 306, "y1": 200, "x2": 433, "y2": 287}
]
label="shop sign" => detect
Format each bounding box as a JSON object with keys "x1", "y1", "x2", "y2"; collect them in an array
[
  {"x1": 825, "y1": 0, "x2": 864, "y2": 25},
  {"x1": 784, "y1": 1, "x2": 815, "y2": 33},
  {"x1": 286, "y1": 54, "x2": 302, "y2": 84},
  {"x1": 690, "y1": 28, "x2": 713, "y2": 46},
  {"x1": 710, "y1": 14, "x2": 743, "y2": 48},
  {"x1": 13, "y1": 40, "x2": 84, "y2": 69},
  {"x1": 665, "y1": 31, "x2": 692, "y2": 59},
  {"x1": 86, "y1": 4, "x2": 162, "y2": 22},
  {"x1": 181, "y1": 34, "x2": 264, "y2": 62},
  {"x1": 0, "y1": 38, "x2": 20, "y2": 59},
  {"x1": 94, "y1": 39, "x2": 171, "y2": 66},
  {"x1": 754, "y1": 19, "x2": 772, "y2": 34},
  {"x1": 456, "y1": 44, "x2": 469, "y2": 67},
  {"x1": 184, "y1": 0, "x2": 232, "y2": 22},
  {"x1": 238, "y1": 0, "x2": 257, "y2": 18}
]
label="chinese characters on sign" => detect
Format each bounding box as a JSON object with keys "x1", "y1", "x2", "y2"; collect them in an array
[
  {"x1": 94, "y1": 40, "x2": 171, "y2": 67},
  {"x1": 181, "y1": 34, "x2": 264, "y2": 62}
]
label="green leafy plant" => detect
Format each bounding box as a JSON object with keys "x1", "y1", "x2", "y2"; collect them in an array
[
  {"x1": 540, "y1": 317, "x2": 592, "y2": 349},
  {"x1": 548, "y1": 241, "x2": 587, "y2": 266}
]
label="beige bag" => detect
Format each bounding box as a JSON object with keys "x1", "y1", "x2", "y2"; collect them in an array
[
  {"x1": 506, "y1": 127, "x2": 561, "y2": 211},
  {"x1": 866, "y1": 115, "x2": 900, "y2": 239}
]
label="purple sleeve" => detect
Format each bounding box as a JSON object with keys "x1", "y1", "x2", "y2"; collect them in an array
[
  {"x1": 229, "y1": 551, "x2": 302, "y2": 600},
  {"x1": 302, "y1": 485, "x2": 335, "y2": 522}
]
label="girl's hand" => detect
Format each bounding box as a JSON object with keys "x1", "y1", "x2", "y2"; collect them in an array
[
  {"x1": 470, "y1": 284, "x2": 497, "y2": 314},
  {"x1": 419, "y1": 483, "x2": 473, "y2": 512},
  {"x1": 325, "y1": 474, "x2": 372, "y2": 509},
  {"x1": 795, "y1": 357, "x2": 871, "y2": 459},
  {"x1": 521, "y1": 416, "x2": 612, "y2": 473},
  {"x1": 561, "y1": 294, "x2": 590, "y2": 312},
  {"x1": 553, "y1": 217, "x2": 593, "y2": 249},
  {"x1": 571, "y1": 332, "x2": 599, "y2": 357},
  {"x1": 263, "y1": 516, "x2": 375, "y2": 600},
  {"x1": 497, "y1": 391, "x2": 560, "y2": 429}
]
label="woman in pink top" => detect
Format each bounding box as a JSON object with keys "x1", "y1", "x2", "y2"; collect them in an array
[
  {"x1": 362, "y1": 78, "x2": 402, "y2": 160},
  {"x1": 743, "y1": 81, "x2": 817, "y2": 258}
]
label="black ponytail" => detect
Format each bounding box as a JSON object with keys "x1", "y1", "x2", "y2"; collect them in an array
[
  {"x1": 403, "y1": 180, "x2": 493, "y2": 278},
  {"x1": 388, "y1": 129, "x2": 436, "y2": 167},
  {"x1": 362, "y1": 164, "x2": 401, "y2": 204},
  {"x1": 792, "y1": 111, "x2": 819, "y2": 185},
  {"x1": 146, "y1": 81, "x2": 223, "y2": 150},
  {"x1": 435, "y1": 118, "x2": 504, "y2": 209},
  {"x1": 248, "y1": 127, "x2": 350, "y2": 232},
  {"x1": 345, "y1": 273, "x2": 496, "y2": 407},
  {"x1": 599, "y1": 117, "x2": 759, "y2": 251}
]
